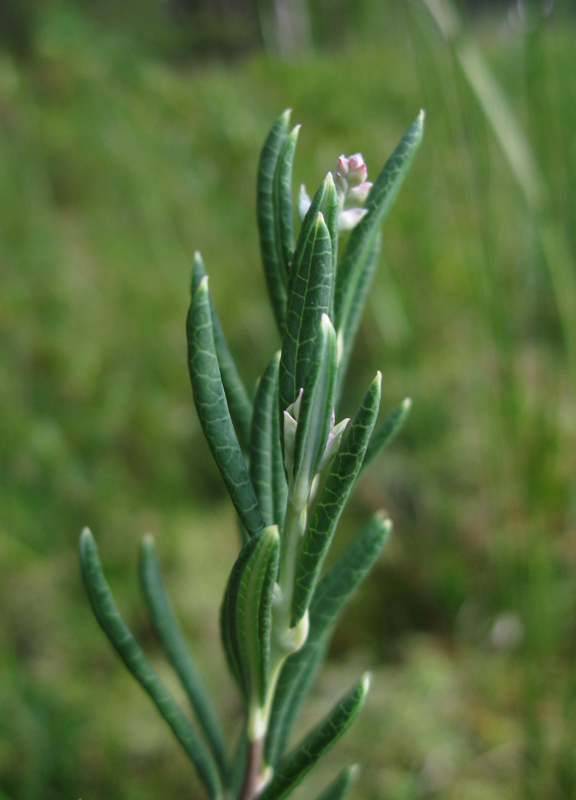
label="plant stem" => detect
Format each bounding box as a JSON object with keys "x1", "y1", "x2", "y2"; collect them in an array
[{"x1": 238, "y1": 737, "x2": 264, "y2": 800}]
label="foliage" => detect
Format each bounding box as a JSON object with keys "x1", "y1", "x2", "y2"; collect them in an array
[
  {"x1": 78, "y1": 109, "x2": 423, "y2": 798},
  {"x1": 2, "y1": 5, "x2": 576, "y2": 799}
]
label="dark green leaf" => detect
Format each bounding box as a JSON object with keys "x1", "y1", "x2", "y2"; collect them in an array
[
  {"x1": 190, "y1": 253, "x2": 252, "y2": 450},
  {"x1": 265, "y1": 512, "x2": 391, "y2": 766},
  {"x1": 334, "y1": 111, "x2": 425, "y2": 360},
  {"x1": 288, "y1": 174, "x2": 337, "y2": 304},
  {"x1": 250, "y1": 353, "x2": 285, "y2": 528},
  {"x1": 273, "y1": 125, "x2": 300, "y2": 284},
  {"x1": 257, "y1": 109, "x2": 291, "y2": 332},
  {"x1": 259, "y1": 676, "x2": 369, "y2": 800},
  {"x1": 279, "y1": 212, "x2": 333, "y2": 420},
  {"x1": 187, "y1": 276, "x2": 264, "y2": 539},
  {"x1": 362, "y1": 397, "x2": 412, "y2": 472},
  {"x1": 291, "y1": 372, "x2": 382, "y2": 624},
  {"x1": 79, "y1": 529, "x2": 222, "y2": 800},
  {"x1": 220, "y1": 526, "x2": 280, "y2": 709},
  {"x1": 139, "y1": 535, "x2": 228, "y2": 780}
]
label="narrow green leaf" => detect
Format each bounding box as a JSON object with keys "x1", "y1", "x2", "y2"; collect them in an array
[
  {"x1": 250, "y1": 353, "x2": 284, "y2": 528},
  {"x1": 335, "y1": 233, "x2": 380, "y2": 391},
  {"x1": 362, "y1": 397, "x2": 412, "y2": 472},
  {"x1": 314, "y1": 766, "x2": 358, "y2": 800},
  {"x1": 291, "y1": 372, "x2": 382, "y2": 624},
  {"x1": 265, "y1": 512, "x2": 391, "y2": 766},
  {"x1": 220, "y1": 526, "x2": 280, "y2": 709},
  {"x1": 139, "y1": 535, "x2": 228, "y2": 781},
  {"x1": 279, "y1": 212, "x2": 333, "y2": 420},
  {"x1": 257, "y1": 109, "x2": 291, "y2": 332},
  {"x1": 271, "y1": 361, "x2": 288, "y2": 531},
  {"x1": 259, "y1": 676, "x2": 370, "y2": 800},
  {"x1": 79, "y1": 529, "x2": 222, "y2": 800},
  {"x1": 191, "y1": 253, "x2": 252, "y2": 450},
  {"x1": 289, "y1": 174, "x2": 337, "y2": 303},
  {"x1": 273, "y1": 125, "x2": 300, "y2": 283},
  {"x1": 292, "y1": 314, "x2": 338, "y2": 495},
  {"x1": 334, "y1": 111, "x2": 424, "y2": 357},
  {"x1": 187, "y1": 276, "x2": 264, "y2": 539}
]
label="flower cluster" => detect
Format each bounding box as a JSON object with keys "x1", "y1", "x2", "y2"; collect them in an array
[{"x1": 298, "y1": 153, "x2": 373, "y2": 231}]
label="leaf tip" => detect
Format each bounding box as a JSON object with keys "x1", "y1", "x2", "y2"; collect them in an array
[
  {"x1": 361, "y1": 672, "x2": 371, "y2": 694},
  {"x1": 197, "y1": 275, "x2": 209, "y2": 294},
  {"x1": 402, "y1": 396, "x2": 413, "y2": 414}
]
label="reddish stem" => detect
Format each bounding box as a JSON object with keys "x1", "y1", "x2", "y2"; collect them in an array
[{"x1": 238, "y1": 737, "x2": 264, "y2": 800}]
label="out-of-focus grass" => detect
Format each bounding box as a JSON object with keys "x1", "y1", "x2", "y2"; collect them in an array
[{"x1": 1, "y1": 6, "x2": 576, "y2": 799}]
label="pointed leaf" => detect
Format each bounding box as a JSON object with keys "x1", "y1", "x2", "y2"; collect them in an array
[
  {"x1": 250, "y1": 353, "x2": 286, "y2": 528},
  {"x1": 314, "y1": 766, "x2": 358, "y2": 800},
  {"x1": 265, "y1": 512, "x2": 391, "y2": 766},
  {"x1": 259, "y1": 676, "x2": 370, "y2": 800},
  {"x1": 292, "y1": 314, "x2": 338, "y2": 496},
  {"x1": 289, "y1": 174, "x2": 337, "y2": 303},
  {"x1": 187, "y1": 276, "x2": 264, "y2": 538},
  {"x1": 334, "y1": 112, "x2": 424, "y2": 356},
  {"x1": 291, "y1": 372, "x2": 382, "y2": 624},
  {"x1": 139, "y1": 535, "x2": 228, "y2": 780},
  {"x1": 191, "y1": 253, "x2": 252, "y2": 450},
  {"x1": 220, "y1": 526, "x2": 280, "y2": 710},
  {"x1": 362, "y1": 397, "x2": 412, "y2": 472},
  {"x1": 257, "y1": 109, "x2": 291, "y2": 332},
  {"x1": 78, "y1": 529, "x2": 222, "y2": 800},
  {"x1": 273, "y1": 125, "x2": 300, "y2": 282},
  {"x1": 279, "y1": 212, "x2": 333, "y2": 421}
]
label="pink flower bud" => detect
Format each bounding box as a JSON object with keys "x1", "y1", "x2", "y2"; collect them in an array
[{"x1": 346, "y1": 154, "x2": 367, "y2": 187}]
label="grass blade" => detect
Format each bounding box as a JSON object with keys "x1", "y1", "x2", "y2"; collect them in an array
[
  {"x1": 361, "y1": 397, "x2": 412, "y2": 472},
  {"x1": 79, "y1": 529, "x2": 222, "y2": 800},
  {"x1": 191, "y1": 252, "x2": 252, "y2": 450},
  {"x1": 265, "y1": 512, "x2": 391, "y2": 766},
  {"x1": 187, "y1": 276, "x2": 264, "y2": 538},
  {"x1": 257, "y1": 109, "x2": 291, "y2": 333},
  {"x1": 334, "y1": 112, "x2": 424, "y2": 362},
  {"x1": 259, "y1": 675, "x2": 370, "y2": 800},
  {"x1": 291, "y1": 372, "x2": 382, "y2": 624},
  {"x1": 139, "y1": 535, "x2": 228, "y2": 781}
]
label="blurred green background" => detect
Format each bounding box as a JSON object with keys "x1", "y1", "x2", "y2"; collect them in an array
[{"x1": 1, "y1": 0, "x2": 576, "y2": 797}]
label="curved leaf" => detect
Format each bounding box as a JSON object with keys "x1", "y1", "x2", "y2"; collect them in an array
[
  {"x1": 220, "y1": 526, "x2": 280, "y2": 713},
  {"x1": 292, "y1": 372, "x2": 382, "y2": 624},
  {"x1": 273, "y1": 125, "x2": 300, "y2": 283},
  {"x1": 79, "y1": 529, "x2": 222, "y2": 800},
  {"x1": 190, "y1": 252, "x2": 252, "y2": 450},
  {"x1": 187, "y1": 276, "x2": 264, "y2": 538},
  {"x1": 257, "y1": 109, "x2": 291, "y2": 332},
  {"x1": 139, "y1": 535, "x2": 228, "y2": 780},
  {"x1": 259, "y1": 676, "x2": 370, "y2": 800},
  {"x1": 265, "y1": 512, "x2": 391, "y2": 766}
]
